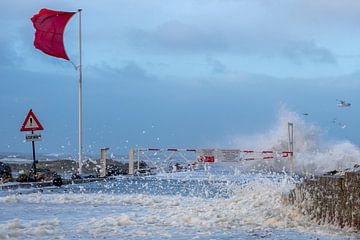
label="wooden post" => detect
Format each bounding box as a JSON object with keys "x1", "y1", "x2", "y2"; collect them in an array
[
  {"x1": 99, "y1": 147, "x2": 109, "y2": 177},
  {"x1": 129, "y1": 147, "x2": 134, "y2": 175}
]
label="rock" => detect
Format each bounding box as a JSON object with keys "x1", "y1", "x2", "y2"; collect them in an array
[
  {"x1": 1, "y1": 177, "x2": 14, "y2": 183},
  {"x1": 16, "y1": 173, "x2": 34, "y2": 182},
  {"x1": 15, "y1": 168, "x2": 60, "y2": 183},
  {"x1": 37, "y1": 168, "x2": 59, "y2": 182},
  {"x1": 83, "y1": 174, "x2": 97, "y2": 179},
  {"x1": 324, "y1": 170, "x2": 338, "y2": 176},
  {"x1": 71, "y1": 173, "x2": 82, "y2": 180},
  {"x1": 52, "y1": 176, "x2": 63, "y2": 186},
  {"x1": 138, "y1": 161, "x2": 147, "y2": 169},
  {"x1": 135, "y1": 169, "x2": 151, "y2": 175},
  {"x1": 0, "y1": 162, "x2": 12, "y2": 180},
  {"x1": 107, "y1": 164, "x2": 127, "y2": 176}
]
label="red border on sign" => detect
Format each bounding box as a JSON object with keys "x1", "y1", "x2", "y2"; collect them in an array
[{"x1": 20, "y1": 109, "x2": 44, "y2": 131}]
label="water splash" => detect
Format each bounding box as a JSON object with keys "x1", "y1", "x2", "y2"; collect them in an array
[
  {"x1": 0, "y1": 173, "x2": 353, "y2": 239},
  {"x1": 231, "y1": 105, "x2": 360, "y2": 175}
]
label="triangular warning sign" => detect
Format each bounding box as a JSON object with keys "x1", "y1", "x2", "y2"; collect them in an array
[{"x1": 20, "y1": 109, "x2": 44, "y2": 131}]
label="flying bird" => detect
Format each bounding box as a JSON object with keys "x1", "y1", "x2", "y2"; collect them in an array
[{"x1": 336, "y1": 99, "x2": 351, "y2": 108}]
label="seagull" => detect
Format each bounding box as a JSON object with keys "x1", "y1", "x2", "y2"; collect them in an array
[{"x1": 336, "y1": 99, "x2": 351, "y2": 108}]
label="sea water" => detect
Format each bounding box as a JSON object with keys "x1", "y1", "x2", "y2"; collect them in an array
[{"x1": 0, "y1": 168, "x2": 358, "y2": 239}]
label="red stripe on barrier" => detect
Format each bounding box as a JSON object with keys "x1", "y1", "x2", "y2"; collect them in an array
[
  {"x1": 186, "y1": 149, "x2": 196, "y2": 152},
  {"x1": 167, "y1": 148, "x2": 178, "y2": 151},
  {"x1": 148, "y1": 148, "x2": 160, "y2": 151},
  {"x1": 243, "y1": 150, "x2": 254, "y2": 153},
  {"x1": 263, "y1": 156, "x2": 274, "y2": 159},
  {"x1": 244, "y1": 158, "x2": 255, "y2": 161},
  {"x1": 262, "y1": 151, "x2": 273, "y2": 154}
]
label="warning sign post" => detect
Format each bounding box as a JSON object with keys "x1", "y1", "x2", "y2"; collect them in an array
[{"x1": 20, "y1": 109, "x2": 44, "y2": 179}]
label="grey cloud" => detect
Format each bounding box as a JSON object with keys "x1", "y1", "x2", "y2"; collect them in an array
[
  {"x1": 280, "y1": 40, "x2": 337, "y2": 64},
  {"x1": 0, "y1": 1, "x2": 74, "y2": 19},
  {"x1": 1, "y1": 1, "x2": 340, "y2": 66},
  {"x1": 88, "y1": 61, "x2": 157, "y2": 83},
  {"x1": 206, "y1": 56, "x2": 227, "y2": 74},
  {"x1": 128, "y1": 21, "x2": 227, "y2": 53},
  {"x1": 127, "y1": 20, "x2": 337, "y2": 65},
  {"x1": 241, "y1": 0, "x2": 360, "y2": 30},
  {"x1": 0, "y1": 39, "x2": 24, "y2": 67}
]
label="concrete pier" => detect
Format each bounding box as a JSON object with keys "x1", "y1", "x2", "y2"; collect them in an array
[{"x1": 288, "y1": 172, "x2": 360, "y2": 230}]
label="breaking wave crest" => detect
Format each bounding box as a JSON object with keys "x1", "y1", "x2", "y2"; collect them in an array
[{"x1": 231, "y1": 105, "x2": 360, "y2": 175}]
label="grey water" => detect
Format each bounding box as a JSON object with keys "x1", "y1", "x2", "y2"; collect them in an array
[{"x1": 0, "y1": 167, "x2": 357, "y2": 239}]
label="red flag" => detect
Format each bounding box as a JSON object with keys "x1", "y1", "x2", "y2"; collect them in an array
[{"x1": 31, "y1": 9, "x2": 76, "y2": 60}]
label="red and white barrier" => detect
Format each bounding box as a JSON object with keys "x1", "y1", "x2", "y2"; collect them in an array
[
  {"x1": 139, "y1": 148, "x2": 196, "y2": 152},
  {"x1": 129, "y1": 147, "x2": 294, "y2": 174}
]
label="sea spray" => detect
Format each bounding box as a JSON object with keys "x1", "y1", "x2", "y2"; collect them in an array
[
  {"x1": 230, "y1": 106, "x2": 360, "y2": 175},
  {"x1": 0, "y1": 172, "x2": 352, "y2": 239}
]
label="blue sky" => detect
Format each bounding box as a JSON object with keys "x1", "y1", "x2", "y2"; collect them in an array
[{"x1": 0, "y1": 0, "x2": 359, "y2": 155}]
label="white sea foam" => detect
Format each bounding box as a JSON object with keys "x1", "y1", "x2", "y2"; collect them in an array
[
  {"x1": 0, "y1": 174, "x2": 353, "y2": 239},
  {"x1": 0, "y1": 218, "x2": 60, "y2": 239}
]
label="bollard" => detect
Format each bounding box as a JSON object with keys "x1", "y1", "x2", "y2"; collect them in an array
[
  {"x1": 100, "y1": 147, "x2": 109, "y2": 178},
  {"x1": 129, "y1": 147, "x2": 134, "y2": 175}
]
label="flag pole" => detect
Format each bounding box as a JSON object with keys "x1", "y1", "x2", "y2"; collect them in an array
[{"x1": 78, "y1": 9, "x2": 83, "y2": 175}]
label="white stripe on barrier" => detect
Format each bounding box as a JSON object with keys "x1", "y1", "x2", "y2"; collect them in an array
[
  {"x1": 133, "y1": 147, "x2": 293, "y2": 173},
  {"x1": 136, "y1": 148, "x2": 291, "y2": 155}
]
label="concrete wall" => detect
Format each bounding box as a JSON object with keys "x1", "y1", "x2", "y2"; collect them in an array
[{"x1": 288, "y1": 172, "x2": 360, "y2": 230}]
